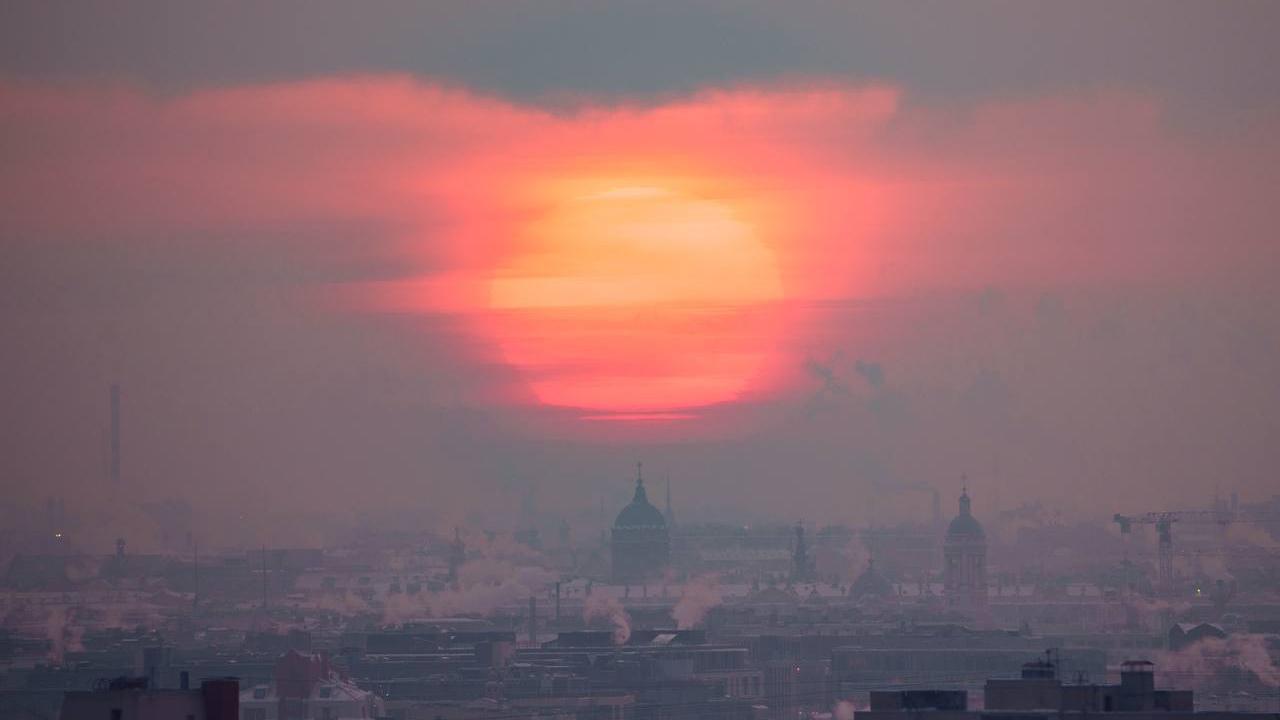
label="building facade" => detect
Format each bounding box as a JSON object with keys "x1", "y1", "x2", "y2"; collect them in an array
[{"x1": 60, "y1": 677, "x2": 239, "y2": 720}]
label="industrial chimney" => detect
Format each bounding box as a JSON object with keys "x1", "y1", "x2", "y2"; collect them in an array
[
  {"x1": 528, "y1": 597, "x2": 537, "y2": 646},
  {"x1": 110, "y1": 383, "x2": 121, "y2": 486}
]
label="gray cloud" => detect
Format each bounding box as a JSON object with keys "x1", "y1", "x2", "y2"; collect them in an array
[
  {"x1": 1, "y1": 1, "x2": 1277, "y2": 115},
  {"x1": 854, "y1": 360, "x2": 885, "y2": 389}
]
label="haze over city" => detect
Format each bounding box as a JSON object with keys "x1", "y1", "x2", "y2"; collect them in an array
[{"x1": 1, "y1": 4, "x2": 1279, "y2": 720}]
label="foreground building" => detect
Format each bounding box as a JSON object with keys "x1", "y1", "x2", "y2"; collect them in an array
[
  {"x1": 858, "y1": 658, "x2": 1259, "y2": 720},
  {"x1": 984, "y1": 659, "x2": 1191, "y2": 713},
  {"x1": 59, "y1": 677, "x2": 239, "y2": 720},
  {"x1": 239, "y1": 651, "x2": 383, "y2": 720}
]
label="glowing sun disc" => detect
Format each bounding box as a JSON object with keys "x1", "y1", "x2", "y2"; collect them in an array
[{"x1": 484, "y1": 181, "x2": 785, "y2": 414}]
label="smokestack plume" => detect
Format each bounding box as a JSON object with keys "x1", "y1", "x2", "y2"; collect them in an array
[{"x1": 109, "y1": 383, "x2": 120, "y2": 486}]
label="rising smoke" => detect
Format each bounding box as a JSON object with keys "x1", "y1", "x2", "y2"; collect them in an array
[
  {"x1": 1157, "y1": 634, "x2": 1280, "y2": 691},
  {"x1": 583, "y1": 592, "x2": 631, "y2": 645},
  {"x1": 673, "y1": 575, "x2": 723, "y2": 629}
]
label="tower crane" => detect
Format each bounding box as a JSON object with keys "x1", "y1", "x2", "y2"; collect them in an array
[{"x1": 1112, "y1": 509, "x2": 1278, "y2": 590}]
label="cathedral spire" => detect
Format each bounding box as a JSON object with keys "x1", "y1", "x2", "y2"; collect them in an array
[
  {"x1": 632, "y1": 461, "x2": 648, "y2": 503},
  {"x1": 664, "y1": 474, "x2": 674, "y2": 525}
]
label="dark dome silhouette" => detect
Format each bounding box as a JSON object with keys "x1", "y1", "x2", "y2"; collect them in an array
[
  {"x1": 614, "y1": 479, "x2": 667, "y2": 529},
  {"x1": 944, "y1": 485, "x2": 988, "y2": 611},
  {"x1": 611, "y1": 464, "x2": 671, "y2": 583},
  {"x1": 947, "y1": 489, "x2": 985, "y2": 538},
  {"x1": 850, "y1": 558, "x2": 893, "y2": 599}
]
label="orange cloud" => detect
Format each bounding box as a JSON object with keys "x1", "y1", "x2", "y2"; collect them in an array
[{"x1": 2, "y1": 77, "x2": 1273, "y2": 423}]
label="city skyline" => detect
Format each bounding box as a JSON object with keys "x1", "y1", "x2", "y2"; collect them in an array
[{"x1": 2, "y1": 6, "x2": 1280, "y2": 717}]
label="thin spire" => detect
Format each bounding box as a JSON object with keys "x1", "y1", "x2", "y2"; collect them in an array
[
  {"x1": 665, "y1": 474, "x2": 673, "y2": 524},
  {"x1": 632, "y1": 462, "x2": 649, "y2": 504}
]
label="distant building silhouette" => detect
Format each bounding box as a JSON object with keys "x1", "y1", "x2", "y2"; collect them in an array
[
  {"x1": 944, "y1": 485, "x2": 988, "y2": 610},
  {"x1": 611, "y1": 463, "x2": 669, "y2": 583},
  {"x1": 448, "y1": 527, "x2": 465, "y2": 584},
  {"x1": 790, "y1": 522, "x2": 813, "y2": 582},
  {"x1": 850, "y1": 557, "x2": 893, "y2": 600}
]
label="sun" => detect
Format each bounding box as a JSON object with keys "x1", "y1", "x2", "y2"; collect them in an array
[{"x1": 482, "y1": 179, "x2": 785, "y2": 417}]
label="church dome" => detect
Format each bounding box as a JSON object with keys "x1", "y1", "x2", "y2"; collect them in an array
[
  {"x1": 615, "y1": 478, "x2": 667, "y2": 529},
  {"x1": 946, "y1": 489, "x2": 985, "y2": 539},
  {"x1": 850, "y1": 559, "x2": 893, "y2": 599}
]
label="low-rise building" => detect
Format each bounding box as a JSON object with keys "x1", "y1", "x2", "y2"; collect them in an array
[
  {"x1": 855, "y1": 658, "x2": 1256, "y2": 720},
  {"x1": 59, "y1": 676, "x2": 238, "y2": 720},
  {"x1": 239, "y1": 651, "x2": 383, "y2": 720}
]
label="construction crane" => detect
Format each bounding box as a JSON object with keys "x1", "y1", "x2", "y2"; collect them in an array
[
  {"x1": 1113, "y1": 513, "x2": 1193, "y2": 589},
  {"x1": 1112, "y1": 509, "x2": 1278, "y2": 590}
]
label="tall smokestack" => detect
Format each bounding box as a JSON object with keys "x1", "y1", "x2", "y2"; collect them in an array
[
  {"x1": 665, "y1": 475, "x2": 674, "y2": 526},
  {"x1": 110, "y1": 384, "x2": 120, "y2": 486},
  {"x1": 193, "y1": 542, "x2": 199, "y2": 613},
  {"x1": 261, "y1": 546, "x2": 269, "y2": 610},
  {"x1": 528, "y1": 596, "x2": 537, "y2": 646}
]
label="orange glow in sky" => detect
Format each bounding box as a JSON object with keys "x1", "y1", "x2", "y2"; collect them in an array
[
  {"x1": 0, "y1": 78, "x2": 904, "y2": 423},
  {"x1": 384, "y1": 90, "x2": 901, "y2": 422},
  {"x1": 482, "y1": 177, "x2": 787, "y2": 415}
]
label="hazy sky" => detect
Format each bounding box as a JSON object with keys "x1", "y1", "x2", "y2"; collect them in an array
[{"x1": 2, "y1": 2, "x2": 1278, "y2": 549}]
